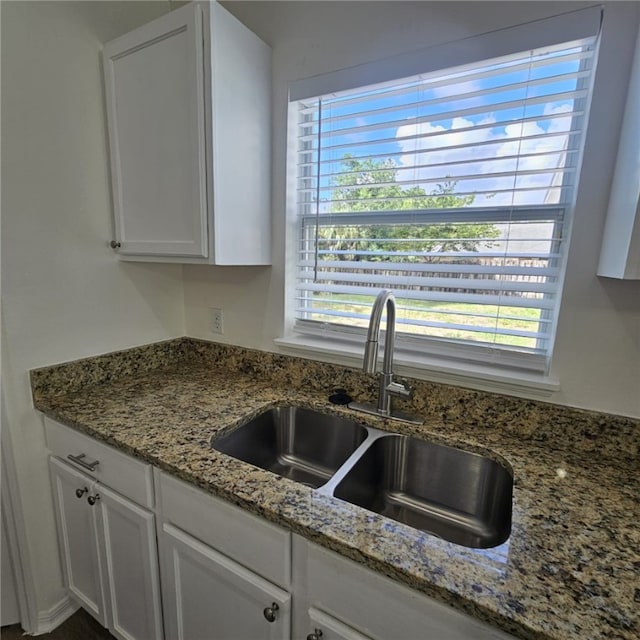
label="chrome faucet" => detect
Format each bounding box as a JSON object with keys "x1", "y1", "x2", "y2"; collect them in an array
[{"x1": 349, "y1": 290, "x2": 423, "y2": 424}]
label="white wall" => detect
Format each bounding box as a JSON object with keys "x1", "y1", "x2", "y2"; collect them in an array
[
  {"x1": 1, "y1": 0, "x2": 184, "y2": 622},
  {"x1": 185, "y1": 1, "x2": 640, "y2": 418}
]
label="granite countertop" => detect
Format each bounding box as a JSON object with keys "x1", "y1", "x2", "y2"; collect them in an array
[{"x1": 31, "y1": 339, "x2": 639, "y2": 640}]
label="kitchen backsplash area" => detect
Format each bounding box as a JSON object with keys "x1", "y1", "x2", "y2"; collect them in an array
[{"x1": 31, "y1": 337, "x2": 639, "y2": 466}]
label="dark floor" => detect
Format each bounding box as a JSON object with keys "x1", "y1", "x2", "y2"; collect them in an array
[{"x1": 1, "y1": 609, "x2": 115, "y2": 639}]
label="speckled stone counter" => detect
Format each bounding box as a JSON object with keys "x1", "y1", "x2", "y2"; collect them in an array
[{"x1": 31, "y1": 338, "x2": 640, "y2": 640}]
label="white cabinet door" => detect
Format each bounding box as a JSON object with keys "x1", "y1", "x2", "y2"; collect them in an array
[
  {"x1": 160, "y1": 523, "x2": 291, "y2": 640},
  {"x1": 102, "y1": 2, "x2": 271, "y2": 265},
  {"x1": 103, "y1": 3, "x2": 208, "y2": 259},
  {"x1": 49, "y1": 457, "x2": 106, "y2": 625},
  {"x1": 96, "y1": 484, "x2": 163, "y2": 640},
  {"x1": 305, "y1": 608, "x2": 373, "y2": 640},
  {"x1": 598, "y1": 26, "x2": 640, "y2": 279}
]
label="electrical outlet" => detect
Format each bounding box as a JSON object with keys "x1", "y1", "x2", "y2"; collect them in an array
[{"x1": 210, "y1": 308, "x2": 224, "y2": 334}]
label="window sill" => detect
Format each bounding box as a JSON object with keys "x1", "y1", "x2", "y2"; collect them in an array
[{"x1": 274, "y1": 333, "x2": 560, "y2": 400}]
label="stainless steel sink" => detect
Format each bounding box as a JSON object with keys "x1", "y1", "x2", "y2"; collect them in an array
[
  {"x1": 333, "y1": 435, "x2": 513, "y2": 549},
  {"x1": 212, "y1": 406, "x2": 368, "y2": 489},
  {"x1": 212, "y1": 406, "x2": 512, "y2": 549}
]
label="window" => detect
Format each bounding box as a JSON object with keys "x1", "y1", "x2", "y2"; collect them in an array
[{"x1": 286, "y1": 8, "x2": 601, "y2": 375}]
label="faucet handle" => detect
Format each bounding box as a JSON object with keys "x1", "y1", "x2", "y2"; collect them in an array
[{"x1": 385, "y1": 380, "x2": 412, "y2": 399}]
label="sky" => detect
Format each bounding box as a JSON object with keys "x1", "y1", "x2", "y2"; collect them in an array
[{"x1": 301, "y1": 41, "x2": 593, "y2": 213}]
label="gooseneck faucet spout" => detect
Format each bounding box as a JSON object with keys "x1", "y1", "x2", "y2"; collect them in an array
[
  {"x1": 349, "y1": 290, "x2": 423, "y2": 424},
  {"x1": 362, "y1": 289, "x2": 396, "y2": 376}
]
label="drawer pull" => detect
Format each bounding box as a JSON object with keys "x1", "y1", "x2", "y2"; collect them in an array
[
  {"x1": 307, "y1": 630, "x2": 323, "y2": 640},
  {"x1": 67, "y1": 453, "x2": 100, "y2": 472},
  {"x1": 263, "y1": 602, "x2": 279, "y2": 623},
  {"x1": 87, "y1": 494, "x2": 100, "y2": 506},
  {"x1": 75, "y1": 487, "x2": 89, "y2": 499}
]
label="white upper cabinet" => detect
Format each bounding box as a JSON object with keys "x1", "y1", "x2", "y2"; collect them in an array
[
  {"x1": 598, "y1": 25, "x2": 640, "y2": 279},
  {"x1": 102, "y1": 1, "x2": 271, "y2": 264}
]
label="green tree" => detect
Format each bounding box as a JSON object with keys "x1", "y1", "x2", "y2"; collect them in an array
[{"x1": 322, "y1": 156, "x2": 499, "y2": 261}]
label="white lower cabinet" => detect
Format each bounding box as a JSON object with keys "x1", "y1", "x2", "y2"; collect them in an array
[
  {"x1": 156, "y1": 472, "x2": 515, "y2": 640},
  {"x1": 97, "y1": 484, "x2": 164, "y2": 640},
  {"x1": 47, "y1": 420, "x2": 515, "y2": 640},
  {"x1": 50, "y1": 457, "x2": 106, "y2": 625},
  {"x1": 160, "y1": 523, "x2": 291, "y2": 640},
  {"x1": 49, "y1": 456, "x2": 163, "y2": 640},
  {"x1": 155, "y1": 470, "x2": 292, "y2": 640},
  {"x1": 292, "y1": 535, "x2": 514, "y2": 640}
]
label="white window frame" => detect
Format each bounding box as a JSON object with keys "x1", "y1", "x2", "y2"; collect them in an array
[{"x1": 279, "y1": 6, "x2": 602, "y2": 396}]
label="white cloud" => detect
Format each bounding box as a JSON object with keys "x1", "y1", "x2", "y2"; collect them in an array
[{"x1": 395, "y1": 102, "x2": 574, "y2": 206}]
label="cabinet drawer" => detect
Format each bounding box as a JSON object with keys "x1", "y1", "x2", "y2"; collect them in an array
[
  {"x1": 44, "y1": 417, "x2": 154, "y2": 509},
  {"x1": 157, "y1": 470, "x2": 291, "y2": 590}
]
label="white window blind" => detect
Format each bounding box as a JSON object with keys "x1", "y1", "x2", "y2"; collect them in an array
[{"x1": 290, "y1": 16, "x2": 600, "y2": 373}]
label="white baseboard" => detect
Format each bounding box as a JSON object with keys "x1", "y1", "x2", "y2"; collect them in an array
[{"x1": 34, "y1": 596, "x2": 79, "y2": 635}]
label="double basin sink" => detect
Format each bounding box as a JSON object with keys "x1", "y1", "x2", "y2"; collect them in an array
[{"x1": 212, "y1": 406, "x2": 512, "y2": 549}]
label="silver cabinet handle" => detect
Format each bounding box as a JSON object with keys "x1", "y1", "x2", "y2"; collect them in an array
[
  {"x1": 87, "y1": 494, "x2": 100, "y2": 506},
  {"x1": 67, "y1": 453, "x2": 100, "y2": 472},
  {"x1": 75, "y1": 487, "x2": 89, "y2": 499},
  {"x1": 307, "y1": 630, "x2": 323, "y2": 640},
  {"x1": 263, "y1": 602, "x2": 279, "y2": 623}
]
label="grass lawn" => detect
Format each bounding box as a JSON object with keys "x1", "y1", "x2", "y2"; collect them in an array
[{"x1": 305, "y1": 293, "x2": 543, "y2": 349}]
